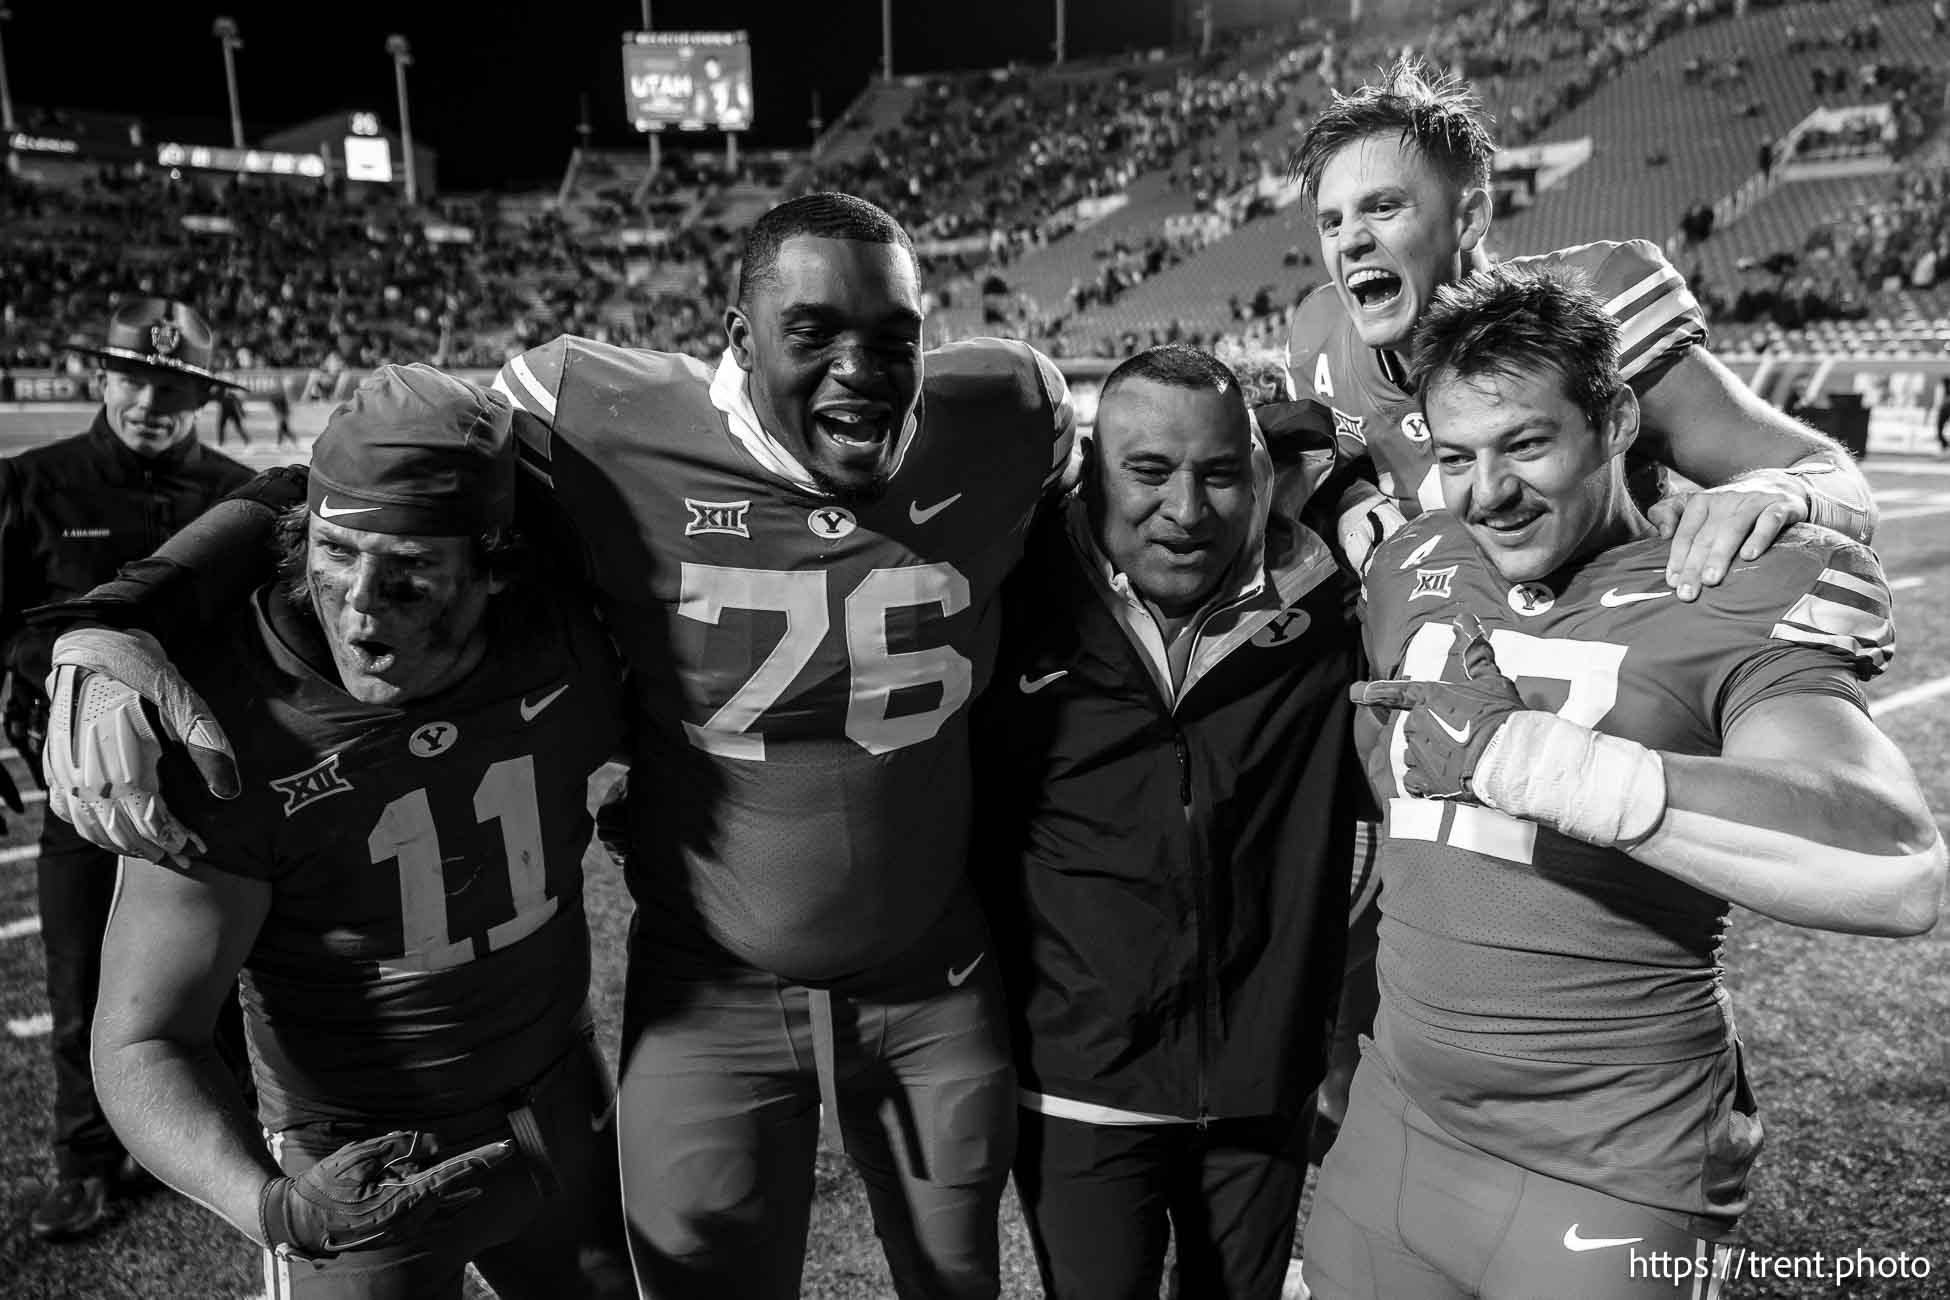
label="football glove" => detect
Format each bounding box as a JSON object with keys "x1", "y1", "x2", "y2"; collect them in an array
[
  {"x1": 44, "y1": 627, "x2": 239, "y2": 867},
  {"x1": 260, "y1": 1131, "x2": 516, "y2": 1258},
  {"x1": 0, "y1": 749, "x2": 23, "y2": 837},
  {"x1": 1334, "y1": 479, "x2": 1407, "y2": 579},
  {"x1": 1350, "y1": 614, "x2": 1526, "y2": 800},
  {"x1": 2, "y1": 662, "x2": 50, "y2": 789}
]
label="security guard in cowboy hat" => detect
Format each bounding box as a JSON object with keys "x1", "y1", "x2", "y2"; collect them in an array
[{"x1": 0, "y1": 297, "x2": 254, "y2": 1241}]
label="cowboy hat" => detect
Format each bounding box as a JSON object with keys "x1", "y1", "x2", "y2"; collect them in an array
[{"x1": 68, "y1": 297, "x2": 242, "y2": 388}]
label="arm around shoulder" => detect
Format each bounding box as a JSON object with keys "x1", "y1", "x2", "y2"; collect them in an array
[{"x1": 1642, "y1": 345, "x2": 1877, "y2": 542}]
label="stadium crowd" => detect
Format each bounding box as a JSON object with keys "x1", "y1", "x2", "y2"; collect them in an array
[{"x1": 5, "y1": 0, "x2": 1947, "y2": 385}]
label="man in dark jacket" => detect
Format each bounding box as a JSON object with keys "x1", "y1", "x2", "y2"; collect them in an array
[
  {"x1": 975, "y1": 345, "x2": 1365, "y2": 1299},
  {"x1": 0, "y1": 298, "x2": 253, "y2": 1240}
]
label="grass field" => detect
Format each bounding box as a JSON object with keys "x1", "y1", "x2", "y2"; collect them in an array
[{"x1": 0, "y1": 406, "x2": 1945, "y2": 1298}]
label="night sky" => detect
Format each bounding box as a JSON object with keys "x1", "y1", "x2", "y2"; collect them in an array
[{"x1": 5, "y1": 1, "x2": 1177, "y2": 190}]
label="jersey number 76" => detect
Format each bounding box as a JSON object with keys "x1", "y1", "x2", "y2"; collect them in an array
[{"x1": 677, "y1": 561, "x2": 972, "y2": 760}]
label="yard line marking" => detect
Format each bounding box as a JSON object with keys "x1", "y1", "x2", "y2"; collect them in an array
[
  {"x1": 1867, "y1": 460, "x2": 1950, "y2": 476},
  {"x1": 1880, "y1": 503, "x2": 1950, "y2": 523},
  {"x1": 0, "y1": 914, "x2": 40, "y2": 941},
  {"x1": 1875, "y1": 487, "x2": 1930, "y2": 502},
  {"x1": 7, "y1": 1012, "x2": 52, "y2": 1039},
  {"x1": 1870, "y1": 672, "x2": 1950, "y2": 719},
  {"x1": 1890, "y1": 576, "x2": 1927, "y2": 591},
  {"x1": 0, "y1": 846, "x2": 38, "y2": 865}
]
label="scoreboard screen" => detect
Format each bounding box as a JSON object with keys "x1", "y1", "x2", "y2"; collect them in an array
[{"x1": 623, "y1": 31, "x2": 753, "y2": 132}]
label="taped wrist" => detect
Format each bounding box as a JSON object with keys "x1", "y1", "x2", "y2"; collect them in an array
[
  {"x1": 1739, "y1": 460, "x2": 1875, "y2": 543},
  {"x1": 1470, "y1": 710, "x2": 1667, "y2": 847}
]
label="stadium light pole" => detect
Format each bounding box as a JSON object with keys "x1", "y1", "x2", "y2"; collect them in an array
[
  {"x1": 0, "y1": 7, "x2": 16, "y2": 136},
  {"x1": 881, "y1": 0, "x2": 893, "y2": 80},
  {"x1": 640, "y1": 2, "x2": 660, "y2": 176},
  {"x1": 1054, "y1": 0, "x2": 1065, "y2": 66},
  {"x1": 386, "y1": 34, "x2": 419, "y2": 207},
  {"x1": 213, "y1": 18, "x2": 244, "y2": 152}
]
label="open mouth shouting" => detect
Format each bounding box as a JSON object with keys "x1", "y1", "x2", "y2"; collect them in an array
[
  {"x1": 346, "y1": 636, "x2": 399, "y2": 676},
  {"x1": 812, "y1": 402, "x2": 894, "y2": 461},
  {"x1": 1344, "y1": 265, "x2": 1405, "y2": 315}
]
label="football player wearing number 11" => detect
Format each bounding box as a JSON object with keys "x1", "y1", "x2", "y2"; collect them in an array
[
  {"x1": 43, "y1": 193, "x2": 1070, "y2": 1298},
  {"x1": 90, "y1": 365, "x2": 632, "y2": 1299},
  {"x1": 1300, "y1": 266, "x2": 1946, "y2": 1300}
]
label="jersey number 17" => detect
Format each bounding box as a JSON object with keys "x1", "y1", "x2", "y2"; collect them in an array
[{"x1": 1388, "y1": 622, "x2": 1627, "y2": 865}]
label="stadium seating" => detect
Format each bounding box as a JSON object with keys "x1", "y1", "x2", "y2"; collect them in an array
[
  {"x1": 1490, "y1": 0, "x2": 1950, "y2": 260},
  {"x1": 9, "y1": 0, "x2": 1950, "y2": 382}
]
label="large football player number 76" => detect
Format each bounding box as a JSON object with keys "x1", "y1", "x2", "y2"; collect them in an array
[
  {"x1": 677, "y1": 561, "x2": 971, "y2": 759},
  {"x1": 1388, "y1": 621, "x2": 1627, "y2": 864}
]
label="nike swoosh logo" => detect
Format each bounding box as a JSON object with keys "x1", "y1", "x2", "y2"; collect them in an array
[
  {"x1": 909, "y1": 493, "x2": 963, "y2": 525},
  {"x1": 947, "y1": 953, "x2": 986, "y2": 987},
  {"x1": 1018, "y1": 670, "x2": 1067, "y2": 694},
  {"x1": 519, "y1": 684, "x2": 570, "y2": 722},
  {"x1": 1562, "y1": 1225, "x2": 1645, "y2": 1253},
  {"x1": 1600, "y1": 588, "x2": 1673, "y2": 607},
  {"x1": 1430, "y1": 713, "x2": 1472, "y2": 744},
  {"x1": 1399, "y1": 535, "x2": 1442, "y2": 569},
  {"x1": 317, "y1": 499, "x2": 383, "y2": 519}
]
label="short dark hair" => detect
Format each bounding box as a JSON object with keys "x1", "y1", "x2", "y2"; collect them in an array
[
  {"x1": 274, "y1": 504, "x2": 529, "y2": 610},
  {"x1": 1099, "y1": 343, "x2": 1243, "y2": 407},
  {"x1": 1408, "y1": 264, "x2": 1622, "y2": 432},
  {"x1": 1292, "y1": 54, "x2": 1497, "y2": 200},
  {"x1": 736, "y1": 192, "x2": 916, "y2": 307}
]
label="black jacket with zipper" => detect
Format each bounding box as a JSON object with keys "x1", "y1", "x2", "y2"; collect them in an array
[
  {"x1": 973, "y1": 500, "x2": 1368, "y2": 1122},
  {"x1": 0, "y1": 413, "x2": 252, "y2": 680}
]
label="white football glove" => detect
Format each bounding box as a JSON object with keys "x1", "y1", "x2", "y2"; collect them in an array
[{"x1": 44, "y1": 627, "x2": 239, "y2": 867}]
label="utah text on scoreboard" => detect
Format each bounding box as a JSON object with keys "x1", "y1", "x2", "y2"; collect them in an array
[{"x1": 623, "y1": 30, "x2": 754, "y2": 134}]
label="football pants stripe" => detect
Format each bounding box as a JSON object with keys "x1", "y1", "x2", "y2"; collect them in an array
[{"x1": 1704, "y1": 1241, "x2": 1735, "y2": 1300}]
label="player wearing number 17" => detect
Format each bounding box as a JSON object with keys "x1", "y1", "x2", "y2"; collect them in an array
[
  {"x1": 90, "y1": 365, "x2": 630, "y2": 1298},
  {"x1": 1301, "y1": 267, "x2": 1946, "y2": 1300}
]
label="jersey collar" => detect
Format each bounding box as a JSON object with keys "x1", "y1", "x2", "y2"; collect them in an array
[{"x1": 708, "y1": 352, "x2": 920, "y2": 496}]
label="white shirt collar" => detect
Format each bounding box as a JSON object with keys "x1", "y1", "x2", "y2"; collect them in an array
[{"x1": 707, "y1": 352, "x2": 921, "y2": 495}]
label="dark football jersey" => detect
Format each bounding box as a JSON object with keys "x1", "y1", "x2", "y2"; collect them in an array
[
  {"x1": 1358, "y1": 515, "x2": 1892, "y2": 1216},
  {"x1": 1286, "y1": 239, "x2": 1707, "y2": 515},
  {"x1": 493, "y1": 337, "x2": 1075, "y2": 982},
  {"x1": 170, "y1": 586, "x2": 625, "y2": 1130}
]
